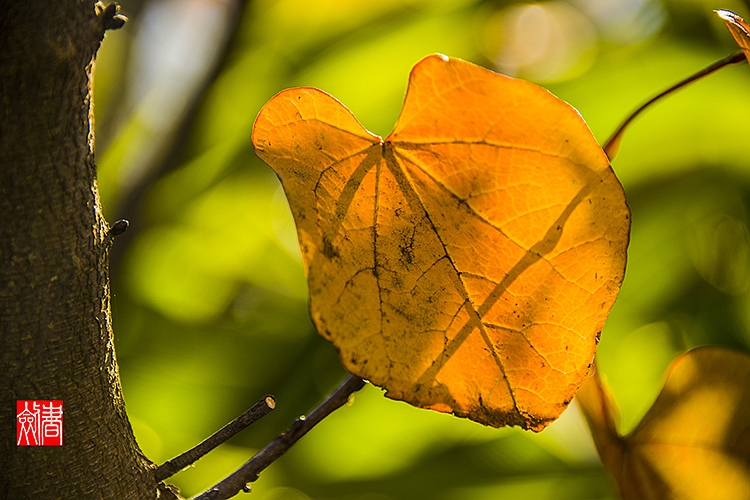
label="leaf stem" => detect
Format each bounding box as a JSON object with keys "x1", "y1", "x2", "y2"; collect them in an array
[
  {"x1": 191, "y1": 375, "x2": 366, "y2": 500},
  {"x1": 603, "y1": 51, "x2": 746, "y2": 159},
  {"x1": 155, "y1": 395, "x2": 277, "y2": 482}
]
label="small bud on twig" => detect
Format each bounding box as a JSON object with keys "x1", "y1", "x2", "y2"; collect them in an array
[{"x1": 109, "y1": 219, "x2": 129, "y2": 237}]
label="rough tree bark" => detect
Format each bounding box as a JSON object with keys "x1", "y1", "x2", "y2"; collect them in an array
[{"x1": 0, "y1": 2, "x2": 158, "y2": 498}]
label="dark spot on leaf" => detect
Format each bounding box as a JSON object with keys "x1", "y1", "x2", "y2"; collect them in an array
[{"x1": 322, "y1": 236, "x2": 339, "y2": 259}]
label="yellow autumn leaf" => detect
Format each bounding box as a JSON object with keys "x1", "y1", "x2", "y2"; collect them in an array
[
  {"x1": 253, "y1": 54, "x2": 630, "y2": 431},
  {"x1": 578, "y1": 347, "x2": 750, "y2": 499}
]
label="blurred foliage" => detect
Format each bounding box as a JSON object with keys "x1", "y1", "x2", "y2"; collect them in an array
[{"x1": 93, "y1": 0, "x2": 750, "y2": 498}]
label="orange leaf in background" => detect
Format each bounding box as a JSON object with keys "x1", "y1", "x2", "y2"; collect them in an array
[
  {"x1": 578, "y1": 347, "x2": 750, "y2": 500},
  {"x1": 716, "y1": 9, "x2": 750, "y2": 64},
  {"x1": 252, "y1": 54, "x2": 630, "y2": 431}
]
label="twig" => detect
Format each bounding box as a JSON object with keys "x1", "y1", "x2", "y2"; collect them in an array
[
  {"x1": 155, "y1": 395, "x2": 276, "y2": 482},
  {"x1": 603, "y1": 50, "x2": 746, "y2": 159},
  {"x1": 192, "y1": 375, "x2": 366, "y2": 500}
]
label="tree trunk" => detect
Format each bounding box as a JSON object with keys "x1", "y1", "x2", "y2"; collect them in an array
[{"x1": 0, "y1": 2, "x2": 157, "y2": 498}]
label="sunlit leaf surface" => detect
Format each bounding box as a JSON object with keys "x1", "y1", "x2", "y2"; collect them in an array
[{"x1": 253, "y1": 54, "x2": 630, "y2": 431}]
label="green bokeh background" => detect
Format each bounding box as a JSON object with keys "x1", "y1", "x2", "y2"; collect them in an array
[{"x1": 93, "y1": 0, "x2": 750, "y2": 498}]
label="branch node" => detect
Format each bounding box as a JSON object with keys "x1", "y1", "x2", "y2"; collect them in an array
[
  {"x1": 96, "y1": 2, "x2": 128, "y2": 31},
  {"x1": 157, "y1": 482, "x2": 181, "y2": 500}
]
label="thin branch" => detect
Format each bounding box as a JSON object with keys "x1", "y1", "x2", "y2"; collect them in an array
[
  {"x1": 155, "y1": 395, "x2": 277, "y2": 482},
  {"x1": 603, "y1": 50, "x2": 746, "y2": 159},
  {"x1": 192, "y1": 375, "x2": 366, "y2": 500}
]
